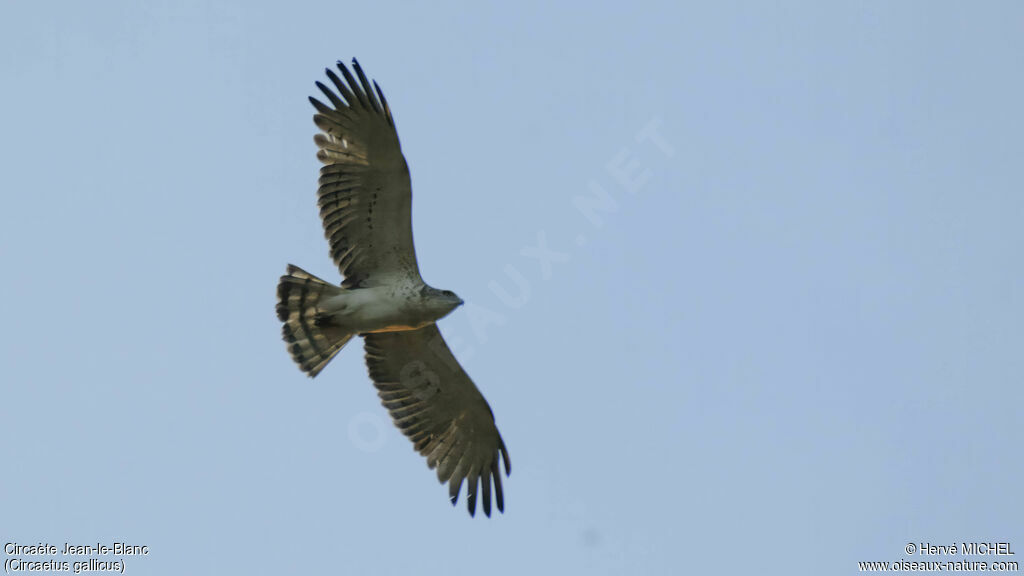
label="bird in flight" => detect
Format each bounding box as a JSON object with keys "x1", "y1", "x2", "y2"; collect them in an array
[{"x1": 276, "y1": 59, "x2": 510, "y2": 517}]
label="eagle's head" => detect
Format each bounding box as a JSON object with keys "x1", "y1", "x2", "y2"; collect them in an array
[{"x1": 419, "y1": 285, "x2": 464, "y2": 319}]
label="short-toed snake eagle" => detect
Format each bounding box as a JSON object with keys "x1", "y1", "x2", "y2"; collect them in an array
[{"x1": 276, "y1": 59, "x2": 510, "y2": 517}]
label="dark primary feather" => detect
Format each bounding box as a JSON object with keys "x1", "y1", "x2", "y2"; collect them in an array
[
  {"x1": 310, "y1": 59, "x2": 420, "y2": 289},
  {"x1": 364, "y1": 325, "x2": 511, "y2": 517}
]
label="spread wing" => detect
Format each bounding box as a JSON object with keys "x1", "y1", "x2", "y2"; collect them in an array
[
  {"x1": 310, "y1": 60, "x2": 421, "y2": 288},
  {"x1": 363, "y1": 325, "x2": 511, "y2": 517}
]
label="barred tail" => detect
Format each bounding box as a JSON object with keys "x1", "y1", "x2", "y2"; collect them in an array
[{"x1": 276, "y1": 264, "x2": 354, "y2": 377}]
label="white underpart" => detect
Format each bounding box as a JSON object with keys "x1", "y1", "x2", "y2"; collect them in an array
[{"x1": 320, "y1": 285, "x2": 427, "y2": 333}]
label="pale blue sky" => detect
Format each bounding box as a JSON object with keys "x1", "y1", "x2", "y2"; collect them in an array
[{"x1": 2, "y1": 2, "x2": 1022, "y2": 575}]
